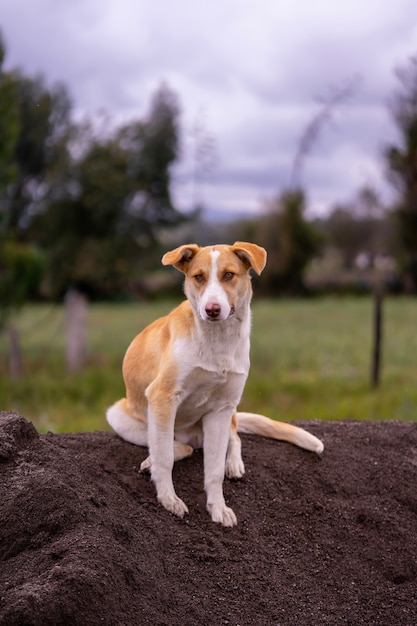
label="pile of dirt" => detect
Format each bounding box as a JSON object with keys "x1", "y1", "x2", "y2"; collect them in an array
[{"x1": 1, "y1": 411, "x2": 417, "y2": 625}]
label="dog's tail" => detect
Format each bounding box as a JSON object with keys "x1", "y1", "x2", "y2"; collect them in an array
[{"x1": 236, "y1": 412, "x2": 324, "y2": 454}]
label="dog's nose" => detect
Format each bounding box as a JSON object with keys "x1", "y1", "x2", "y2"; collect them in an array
[{"x1": 205, "y1": 302, "x2": 221, "y2": 318}]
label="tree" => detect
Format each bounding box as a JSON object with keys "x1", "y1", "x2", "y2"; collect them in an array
[
  {"x1": 326, "y1": 206, "x2": 365, "y2": 269},
  {"x1": 33, "y1": 83, "x2": 186, "y2": 299},
  {"x1": 255, "y1": 189, "x2": 323, "y2": 294},
  {"x1": 0, "y1": 74, "x2": 72, "y2": 239},
  {"x1": 0, "y1": 34, "x2": 48, "y2": 374},
  {"x1": 385, "y1": 55, "x2": 417, "y2": 293},
  {"x1": 325, "y1": 186, "x2": 395, "y2": 271},
  {"x1": 0, "y1": 36, "x2": 19, "y2": 207},
  {"x1": 0, "y1": 35, "x2": 185, "y2": 369},
  {"x1": 1, "y1": 30, "x2": 75, "y2": 366},
  {"x1": 250, "y1": 81, "x2": 354, "y2": 295},
  {"x1": 117, "y1": 83, "x2": 184, "y2": 241}
]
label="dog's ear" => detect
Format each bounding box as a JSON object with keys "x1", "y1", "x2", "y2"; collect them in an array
[
  {"x1": 162, "y1": 244, "x2": 200, "y2": 273},
  {"x1": 230, "y1": 242, "x2": 267, "y2": 275}
]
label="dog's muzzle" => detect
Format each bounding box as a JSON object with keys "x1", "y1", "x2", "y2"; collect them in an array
[{"x1": 204, "y1": 303, "x2": 235, "y2": 321}]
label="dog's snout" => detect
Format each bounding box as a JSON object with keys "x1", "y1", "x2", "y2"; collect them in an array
[{"x1": 205, "y1": 302, "x2": 221, "y2": 318}]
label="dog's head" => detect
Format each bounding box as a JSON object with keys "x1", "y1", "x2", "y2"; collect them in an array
[{"x1": 162, "y1": 242, "x2": 267, "y2": 322}]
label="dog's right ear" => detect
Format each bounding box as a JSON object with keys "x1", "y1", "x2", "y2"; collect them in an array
[{"x1": 162, "y1": 244, "x2": 200, "y2": 273}]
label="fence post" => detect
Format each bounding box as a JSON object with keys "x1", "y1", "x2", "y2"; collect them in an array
[
  {"x1": 8, "y1": 324, "x2": 22, "y2": 378},
  {"x1": 65, "y1": 288, "x2": 87, "y2": 372},
  {"x1": 371, "y1": 282, "x2": 384, "y2": 388}
]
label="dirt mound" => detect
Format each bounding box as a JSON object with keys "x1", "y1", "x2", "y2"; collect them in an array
[{"x1": 1, "y1": 412, "x2": 417, "y2": 625}]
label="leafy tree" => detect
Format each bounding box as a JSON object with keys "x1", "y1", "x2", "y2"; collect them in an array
[
  {"x1": 385, "y1": 55, "x2": 417, "y2": 292},
  {"x1": 116, "y1": 83, "x2": 184, "y2": 239},
  {"x1": 0, "y1": 33, "x2": 72, "y2": 309},
  {"x1": 0, "y1": 34, "x2": 47, "y2": 376},
  {"x1": 0, "y1": 35, "x2": 46, "y2": 327},
  {"x1": 325, "y1": 187, "x2": 396, "y2": 272},
  {"x1": 0, "y1": 241, "x2": 43, "y2": 329},
  {"x1": 0, "y1": 37, "x2": 19, "y2": 207},
  {"x1": 245, "y1": 81, "x2": 353, "y2": 296},
  {"x1": 1, "y1": 74, "x2": 72, "y2": 238},
  {"x1": 326, "y1": 206, "x2": 364, "y2": 269},
  {"x1": 0, "y1": 39, "x2": 184, "y2": 302},
  {"x1": 33, "y1": 83, "x2": 185, "y2": 298},
  {"x1": 255, "y1": 189, "x2": 323, "y2": 294}
]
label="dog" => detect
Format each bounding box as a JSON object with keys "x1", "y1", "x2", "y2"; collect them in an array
[{"x1": 106, "y1": 242, "x2": 324, "y2": 526}]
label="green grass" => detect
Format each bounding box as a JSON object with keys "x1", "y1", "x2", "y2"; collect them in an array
[
  {"x1": 248, "y1": 298, "x2": 417, "y2": 422},
  {"x1": 1, "y1": 297, "x2": 417, "y2": 433}
]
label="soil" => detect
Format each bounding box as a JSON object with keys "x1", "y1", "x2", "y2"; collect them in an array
[{"x1": 1, "y1": 411, "x2": 417, "y2": 626}]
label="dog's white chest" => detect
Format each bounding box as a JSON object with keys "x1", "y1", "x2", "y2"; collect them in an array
[
  {"x1": 184, "y1": 366, "x2": 228, "y2": 402},
  {"x1": 174, "y1": 328, "x2": 250, "y2": 377},
  {"x1": 176, "y1": 365, "x2": 246, "y2": 425},
  {"x1": 172, "y1": 329, "x2": 249, "y2": 426}
]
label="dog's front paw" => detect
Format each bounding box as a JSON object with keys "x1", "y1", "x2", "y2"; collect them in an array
[
  {"x1": 225, "y1": 456, "x2": 245, "y2": 479},
  {"x1": 158, "y1": 493, "x2": 189, "y2": 518},
  {"x1": 208, "y1": 503, "x2": 238, "y2": 527}
]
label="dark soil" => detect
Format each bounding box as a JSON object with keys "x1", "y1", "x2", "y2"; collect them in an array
[{"x1": 1, "y1": 412, "x2": 417, "y2": 625}]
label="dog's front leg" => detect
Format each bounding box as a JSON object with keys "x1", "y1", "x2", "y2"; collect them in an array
[
  {"x1": 146, "y1": 380, "x2": 189, "y2": 518},
  {"x1": 203, "y1": 411, "x2": 237, "y2": 527},
  {"x1": 147, "y1": 415, "x2": 189, "y2": 518}
]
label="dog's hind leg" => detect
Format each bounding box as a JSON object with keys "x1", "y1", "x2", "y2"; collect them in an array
[
  {"x1": 225, "y1": 414, "x2": 245, "y2": 479},
  {"x1": 106, "y1": 398, "x2": 148, "y2": 446},
  {"x1": 140, "y1": 440, "x2": 194, "y2": 472},
  {"x1": 106, "y1": 399, "x2": 193, "y2": 471}
]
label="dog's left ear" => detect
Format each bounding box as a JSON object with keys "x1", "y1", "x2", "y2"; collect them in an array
[
  {"x1": 162, "y1": 244, "x2": 200, "y2": 273},
  {"x1": 230, "y1": 242, "x2": 267, "y2": 275}
]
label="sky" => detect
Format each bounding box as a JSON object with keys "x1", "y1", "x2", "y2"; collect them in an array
[{"x1": 1, "y1": 0, "x2": 417, "y2": 219}]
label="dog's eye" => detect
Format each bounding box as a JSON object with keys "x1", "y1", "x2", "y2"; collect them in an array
[
  {"x1": 223, "y1": 272, "x2": 235, "y2": 281},
  {"x1": 193, "y1": 274, "x2": 205, "y2": 284}
]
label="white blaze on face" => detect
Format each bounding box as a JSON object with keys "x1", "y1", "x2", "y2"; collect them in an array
[{"x1": 199, "y1": 250, "x2": 232, "y2": 321}]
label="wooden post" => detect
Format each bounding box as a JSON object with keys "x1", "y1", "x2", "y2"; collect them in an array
[
  {"x1": 371, "y1": 282, "x2": 383, "y2": 388},
  {"x1": 65, "y1": 288, "x2": 87, "y2": 372},
  {"x1": 8, "y1": 324, "x2": 22, "y2": 378}
]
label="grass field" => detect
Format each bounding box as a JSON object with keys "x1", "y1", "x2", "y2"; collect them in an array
[{"x1": 1, "y1": 297, "x2": 417, "y2": 433}]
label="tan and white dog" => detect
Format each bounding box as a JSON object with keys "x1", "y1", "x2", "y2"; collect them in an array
[{"x1": 106, "y1": 242, "x2": 323, "y2": 526}]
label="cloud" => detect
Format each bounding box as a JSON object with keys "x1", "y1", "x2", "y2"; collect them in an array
[{"x1": 1, "y1": 0, "x2": 417, "y2": 216}]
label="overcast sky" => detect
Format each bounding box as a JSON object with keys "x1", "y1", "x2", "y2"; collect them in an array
[{"x1": 2, "y1": 0, "x2": 417, "y2": 218}]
